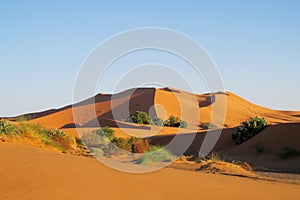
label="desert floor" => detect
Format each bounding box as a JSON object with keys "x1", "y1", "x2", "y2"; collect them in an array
[{"x1": 0, "y1": 143, "x2": 299, "y2": 200}]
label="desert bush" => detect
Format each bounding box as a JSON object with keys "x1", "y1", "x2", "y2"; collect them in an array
[
  {"x1": 90, "y1": 147, "x2": 104, "y2": 158},
  {"x1": 81, "y1": 127, "x2": 151, "y2": 154},
  {"x1": 94, "y1": 126, "x2": 115, "y2": 141},
  {"x1": 81, "y1": 131, "x2": 109, "y2": 148},
  {"x1": 81, "y1": 127, "x2": 116, "y2": 152},
  {"x1": 164, "y1": 115, "x2": 188, "y2": 128},
  {"x1": 180, "y1": 120, "x2": 188, "y2": 128},
  {"x1": 50, "y1": 128, "x2": 65, "y2": 137},
  {"x1": 164, "y1": 115, "x2": 179, "y2": 127},
  {"x1": 112, "y1": 137, "x2": 131, "y2": 151},
  {"x1": 112, "y1": 137, "x2": 151, "y2": 153},
  {"x1": 0, "y1": 120, "x2": 19, "y2": 136},
  {"x1": 127, "y1": 111, "x2": 152, "y2": 125},
  {"x1": 232, "y1": 117, "x2": 268, "y2": 145},
  {"x1": 152, "y1": 117, "x2": 164, "y2": 126},
  {"x1": 200, "y1": 122, "x2": 217, "y2": 130},
  {"x1": 133, "y1": 138, "x2": 151, "y2": 153},
  {"x1": 15, "y1": 115, "x2": 28, "y2": 122},
  {"x1": 278, "y1": 147, "x2": 300, "y2": 159},
  {"x1": 1, "y1": 120, "x2": 77, "y2": 152},
  {"x1": 135, "y1": 146, "x2": 174, "y2": 165}
]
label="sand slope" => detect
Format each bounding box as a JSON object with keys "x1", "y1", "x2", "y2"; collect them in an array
[
  {"x1": 5, "y1": 87, "x2": 300, "y2": 171},
  {"x1": 9, "y1": 87, "x2": 300, "y2": 132},
  {"x1": 0, "y1": 143, "x2": 299, "y2": 200}
]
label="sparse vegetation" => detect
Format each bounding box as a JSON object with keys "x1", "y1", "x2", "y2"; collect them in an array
[
  {"x1": 126, "y1": 111, "x2": 188, "y2": 128},
  {"x1": 200, "y1": 122, "x2": 217, "y2": 130},
  {"x1": 152, "y1": 117, "x2": 164, "y2": 126},
  {"x1": 232, "y1": 117, "x2": 268, "y2": 145},
  {"x1": 164, "y1": 115, "x2": 188, "y2": 128},
  {"x1": 0, "y1": 119, "x2": 79, "y2": 152},
  {"x1": 127, "y1": 111, "x2": 152, "y2": 124},
  {"x1": 132, "y1": 138, "x2": 151, "y2": 153},
  {"x1": 135, "y1": 146, "x2": 174, "y2": 165},
  {"x1": 278, "y1": 147, "x2": 300, "y2": 159},
  {"x1": 81, "y1": 127, "x2": 151, "y2": 154},
  {"x1": 0, "y1": 120, "x2": 19, "y2": 136}
]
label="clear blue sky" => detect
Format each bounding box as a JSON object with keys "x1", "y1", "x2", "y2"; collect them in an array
[{"x1": 1, "y1": 0, "x2": 300, "y2": 116}]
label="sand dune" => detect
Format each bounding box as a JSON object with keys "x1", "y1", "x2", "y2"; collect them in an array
[
  {"x1": 11, "y1": 87, "x2": 300, "y2": 131},
  {"x1": 2, "y1": 87, "x2": 300, "y2": 199},
  {"x1": 5, "y1": 87, "x2": 300, "y2": 171},
  {"x1": 1, "y1": 143, "x2": 299, "y2": 200}
]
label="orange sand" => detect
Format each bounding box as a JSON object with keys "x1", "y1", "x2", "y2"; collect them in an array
[{"x1": 0, "y1": 143, "x2": 299, "y2": 200}]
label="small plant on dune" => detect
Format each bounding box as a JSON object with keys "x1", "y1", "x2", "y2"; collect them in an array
[
  {"x1": 135, "y1": 146, "x2": 174, "y2": 165},
  {"x1": 50, "y1": 128, "x2": 65, "y2": 137},
  {"x1": 232, "y1": 117, "x2": 268, "y2": 145},
  {"x1": 200, "y1": 122, "x2": 217, "y2": 130},
  {"x1": 15, "y1": 115, "x2": 28, "y2": 122},
  {"x1": 164, "y1": 115, "x2": 179, "y2": 127},
  {"x1": 112, "y1": 137, "x2": 151, "y2": 153},
  {"x1": 179, "y1": 120, "x2": 188, "y2": 128},
  {"x1": 278, "y1": 147, "x2": 300, "y2": 159},
  {"x1": 152, "y1": 117, "x2": 164, "y2": 126},
  {"x1": 1, "y1": 120, "x2": 78, "y2": 152},
  {"x1": 81, "y1": 131, "x2": 109, "y2": 149},
  {"x1": 200, "y1": 151, "x2": 224, "y2": 163},
  {"x1": 164, "y1": 115, "x2": 188, "y2": 128},
  {"x1": 81, "y1": 127, "x2": 151, "y2": 154},
  {"x1": 0, "y1": 119, "x2": 19, "y2": 136},
  {"x1": 112, "y1": 137, "x2": 131, "y2": 151},
  {"x1": 90, "y1": 147, "x2": 104, "y2": 158},
  {"x1": 127, "y1": 111, "x2": 152, "y2": 125},
  {"x1": 133, "y1": 138, "x2": 151, "y2": 153},
  {"x1": 94, "y1": 126, "x2": 115, "y2": 141}
]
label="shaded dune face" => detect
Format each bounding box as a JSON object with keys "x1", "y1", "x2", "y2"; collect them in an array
[{"x1": 29, "y1": 88, "x2": 157, "y2": 129}]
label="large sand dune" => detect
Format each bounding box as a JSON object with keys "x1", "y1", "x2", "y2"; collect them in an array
[
  {"x1": 6, "y1": 87, "x2": 300, "y2": 171},
  {"x1": 13, "y1": 87, "x2": 300, "y2": 130}
]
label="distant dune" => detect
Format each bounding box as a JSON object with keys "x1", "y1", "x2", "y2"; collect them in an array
[{"x1": 11, "y1": 87, "x2": 300, "y2": 129}]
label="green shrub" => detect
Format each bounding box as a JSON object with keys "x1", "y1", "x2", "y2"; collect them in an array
[
  {"x1": 232, "y1": 117, "x2": 268, "y2": 145},
  {"x1": 90, "y1": 148, "x2": 104, "y2": 158},
  {"x1": 112, "y1": 137, "x2": 151, "y2": 153},
  {"x1": 164, "y1": 115, "x2": 179, "y2": 127},
  {"x1": 81, "y1": 127, "x2": 150, "y2": 154},
  {"x1": 180, "y1": 120, "x2": 188, "y2": 128},
  {"x1": 127, "y1": 111, "x2": 152, "y2": 124},
  {"x1": 152, "y1": 117, "x2": 164, "y2": 126},
  {"x1": 112, "y1": 137, "x2": 131, "y2": 151},
  {"x1": 1, "y1": 120, "x2": 77, "y2": 152},
  {"x1": 0, "y1": 120, "x2": 19, "y2": 136},
  {"x1": 135, "y1": 146, "x2": 174, "y2": 165},
  {"x1": 51, "y1": 128, "x2": 65, "y2": 137},
  {"x1": 94, "y1": 126, "x2": 115, "y2": 141},
  {"x1": 81, "y1": 127, "x2": 115, "y2": 152},
  {"x1": 200, "y1": 122, "x2": 217, "y2": 130},
  {"x1": 164, "y1": 115, "x2": 188, "y2": 128},
  {"x1": 81, "y1": 131, "x2": 109, "y2": 148},
  {"x1": 278, "y1": 147, "x2": 300, "y2": 159}
]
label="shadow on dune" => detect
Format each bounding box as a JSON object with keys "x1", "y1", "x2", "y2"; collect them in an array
[{"x1": 149, "y1": 128, "x2": 236, "y2": 155}]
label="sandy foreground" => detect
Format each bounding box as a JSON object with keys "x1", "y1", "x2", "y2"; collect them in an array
[{"x1": 0, "y1": 143, "x2": 299, "y2": 200}]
